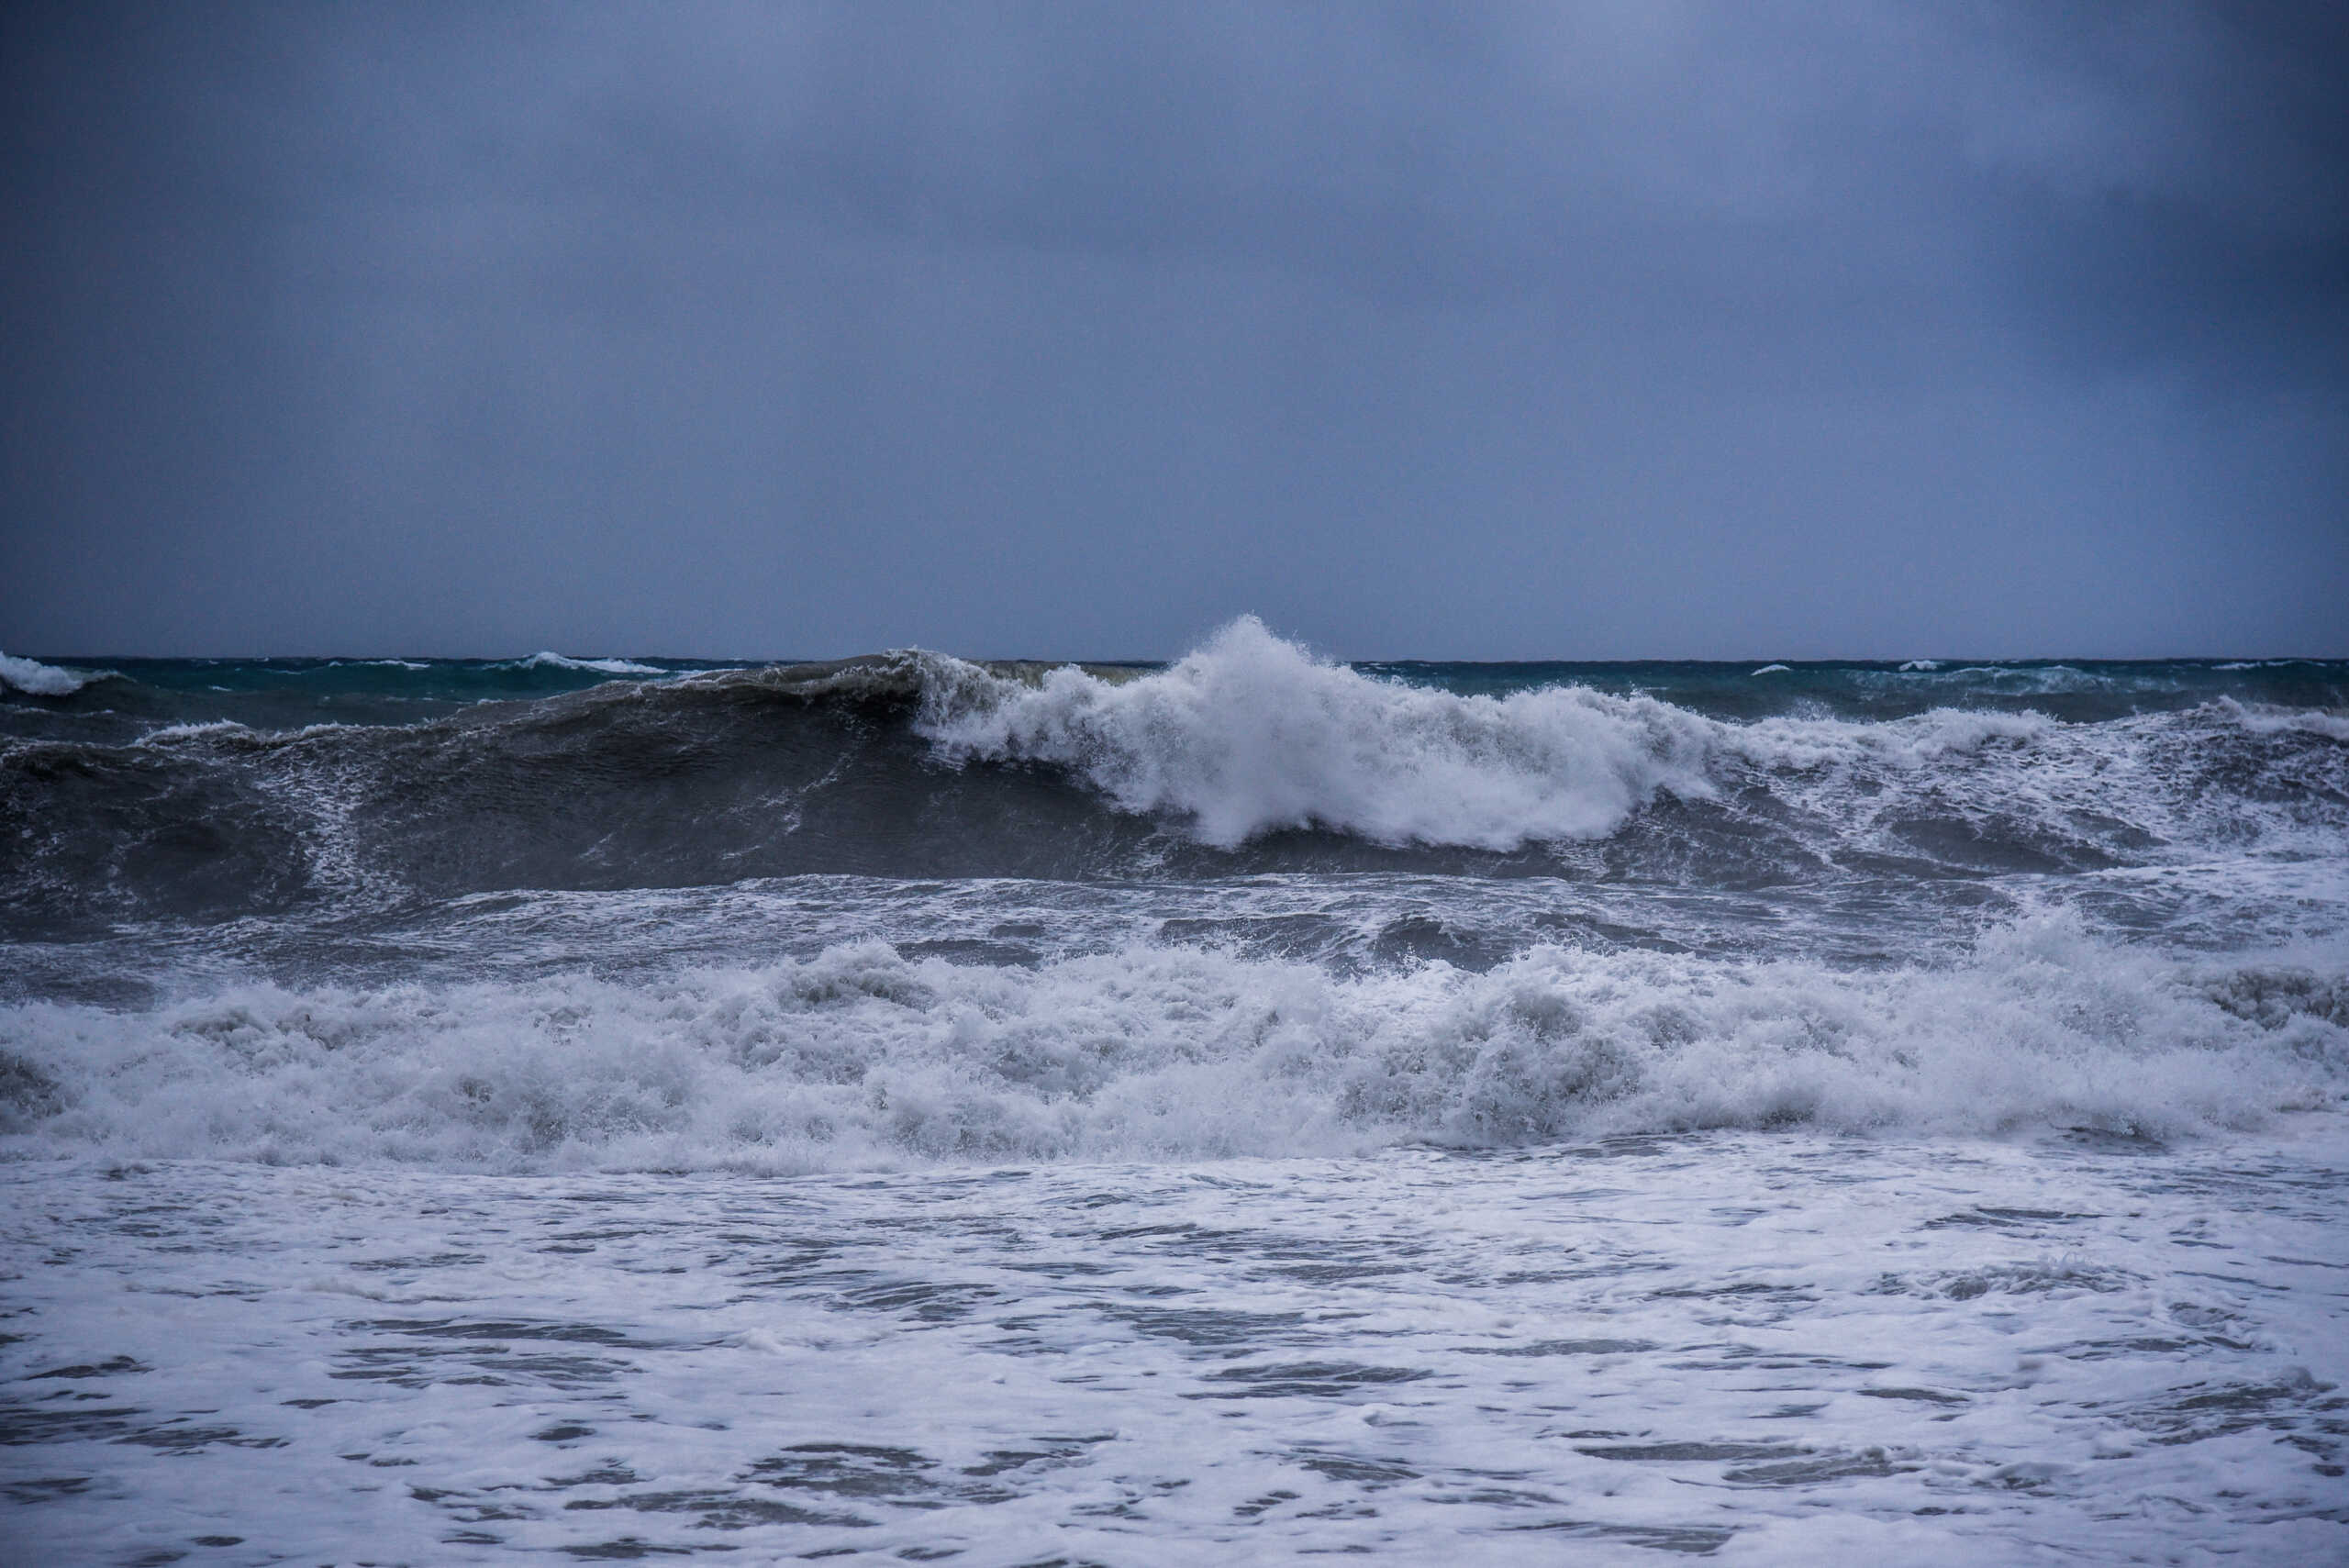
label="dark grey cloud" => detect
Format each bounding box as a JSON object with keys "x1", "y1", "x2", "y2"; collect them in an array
[{"x1": 3, "y1": 1, "x2": 2343, "y2": 658}]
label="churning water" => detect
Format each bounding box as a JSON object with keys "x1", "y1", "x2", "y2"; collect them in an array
[{"x1": 4, "y1": 623, "x2": 2344, "y2": 1562}]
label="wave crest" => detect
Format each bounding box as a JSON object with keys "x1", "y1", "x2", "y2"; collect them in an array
[
  {"x1": 513, "y1": 651, "x2": 666, "y2": 675},
  {"x1": 0, "y1": 651, "x2": 101, "y2": 697},
  {"x1": 918, "y1": 617, "x2": 1719, "y2": 850}
]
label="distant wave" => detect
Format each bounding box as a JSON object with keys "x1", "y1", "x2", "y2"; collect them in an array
[
  {"x1": 0, "y1": 651, "x2": 102, "y2": 696},
  {"x1": 512, "y1": 651, "x2": 667, "y2": 675},
  {"x1": 2, "y1": 914, "x2": 2338, "y2": 1172}
]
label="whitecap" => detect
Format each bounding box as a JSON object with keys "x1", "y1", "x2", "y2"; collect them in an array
[
  {"x1": 917, "y1": 617, "x2": 1719, "y2": 850},
  {"x1": 881, "y1": 621, "x2": 2345, "y2": 862},
  {"x1": 0, "y1": 651, "x2": 100, "y2": 696},
  {"x1": 2219, "y1": 699, "x2": 2349, "y2": 741},
  {"x1": 513, "y1": 651, "x2": 665, "y2": 675},
  {"x1": 134, "y1": 720, "x2": 253, "y2": 745}
]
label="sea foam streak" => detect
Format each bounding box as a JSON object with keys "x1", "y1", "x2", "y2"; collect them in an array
[{"x1": 5, "y1": 914, "x2": 2338, "y2": 1172}]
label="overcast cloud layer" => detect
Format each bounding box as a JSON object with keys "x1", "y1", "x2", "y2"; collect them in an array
[{"x1": 4, "y1": 1, "x2": 2343, "y2": 658}]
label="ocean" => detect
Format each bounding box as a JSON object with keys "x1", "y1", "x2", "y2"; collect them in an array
[{"x1": 3, "y1": 618, "x2": 2345, "y2": 1564}]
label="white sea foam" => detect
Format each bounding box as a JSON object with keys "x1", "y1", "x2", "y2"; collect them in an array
[
  {"x1": 515, "y1": 651, "x2": 665, "y2": 675},
  {"x1": 1750, "y1": 663, "x2": 1792, "y2": 674},
  {"x1": 0, "y1": 651, "x2": 98, "y2": 696},
  {"x1": 6, "y1": 1129, "x2": 2345, "y2": 1564},
  {"x1": 133, "y1": 720, "x2": 254, "y2": 744},
  {"x1": 4, "y1": 915, "x2": 2337, "y2": 1173},
  {"x1": 918, "y1": 617, "x2": 1720, "y2": 849}
]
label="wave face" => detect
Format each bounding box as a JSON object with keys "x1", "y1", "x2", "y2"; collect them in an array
[{"x1": 4, "y1": 620, "x2": 2345, "y2": 1169}]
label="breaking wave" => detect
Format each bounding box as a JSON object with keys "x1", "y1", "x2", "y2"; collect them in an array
[
  {"x1": 1, "y1": 915, "x2": 2339, "y2": 1172},
  {"x1": 0, "y1": 651, "x2": 102, "y2": 697},
  {"x1": 512, "y1": 651, "x2": 669, "y2": 675},
  {"x1": 5, "y1": 621, "x2": 2346, "y2": 928},
  {"x1": 917, "y1": 619, "x2": 1719, "y2": 849}
]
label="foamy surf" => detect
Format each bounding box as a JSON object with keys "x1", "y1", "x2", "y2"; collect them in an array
[{"x1": 4, "y1": 914, "x2": 2339, "y2": 1173}]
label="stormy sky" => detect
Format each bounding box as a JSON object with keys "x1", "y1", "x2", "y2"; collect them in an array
[{"x1": 3, "y1": 3, "x2": 2343, "y2": 659}]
